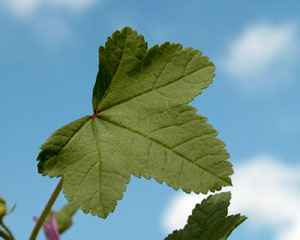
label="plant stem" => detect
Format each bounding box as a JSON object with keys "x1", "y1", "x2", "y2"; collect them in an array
[
  {"x1": 0, "y1": 229, "x2": 10, "y2": 240},
  {"x1": 29, "y1": 178, "x2": 63, "y2": 240},
  {"x1": 0, "y1": 220, "x2": 14, "y2": 240}
]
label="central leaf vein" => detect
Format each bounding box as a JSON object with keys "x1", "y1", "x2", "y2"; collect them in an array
[
  {"x1": 97, "y1": 29, "x2": 128, "y2": 110},
  {"x1": 101, "y1": 117, "x2": 230, "y2": 185},
  {"x1": 101, "y1": 64, "x2": 212, "y2": 112},
  {"x1": 91, "y1": 119, "x2": 103, "y2": 209}
]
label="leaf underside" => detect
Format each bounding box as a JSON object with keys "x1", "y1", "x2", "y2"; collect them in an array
[
  {"x1": 165, "y1": 192, "x2": 247, "y2": 240},
  {"x1": 37, "y1": 27, "x2": 233, "y2": 218}
]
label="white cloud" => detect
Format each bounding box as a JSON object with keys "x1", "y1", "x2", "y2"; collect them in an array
[
  {"x1": 161, "y1": 191, "x2": 207, "y2": 233},
  {"x1": 31, "y1": 16, "x2": 72, "y2": 47},
  {"x1": 0, "y1": 0, "x2": 101, "y2": 45},
  {"x1": 161, "y1": 154, "x2": 300, "y2": 240},
  {"x1": 221, "y1": 22, "x2": 298, "y2": 93},
  {"x1": 2, "y1": 0, "x2": 96, "y2": 17}
]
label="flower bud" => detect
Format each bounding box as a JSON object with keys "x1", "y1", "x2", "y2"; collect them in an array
[{"x1": 0, "y1": 195, "x2": 7, "y2": 217}]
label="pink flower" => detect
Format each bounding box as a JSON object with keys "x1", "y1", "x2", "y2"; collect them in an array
[{"x1": 33, "y1": 214, "x2": 60, "y2": 240}]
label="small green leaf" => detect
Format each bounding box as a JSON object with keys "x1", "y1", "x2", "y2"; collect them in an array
[
  {"x1": 37, "y1": 27, "x2": 233, "y2": 218},
  {"x1": 43, "y1": 204, "x2": 78, "y2": 234},
  {"x1": 6, "y1": 204, "x2": 16, "y2": 216},
  {"x1": 55, "y1": 203, "x2": 78, "y2": 234},
  {"x1": 165, "y1": 192, "x2": 246, "y2": 240}
]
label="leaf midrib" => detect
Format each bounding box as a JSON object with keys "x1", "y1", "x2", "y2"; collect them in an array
[
  {"x1": 91, "y1": 119, "x2": 104, "y2": 212},
  {"x1": 96, "y1": 29, "x2": 128, "y2": 110},
  {"x1": 101, "y1": 64, "x2": 212, "y2": 113},
  {"x1": 100, "y1": 117, "x2": 231, "y2": 187}
]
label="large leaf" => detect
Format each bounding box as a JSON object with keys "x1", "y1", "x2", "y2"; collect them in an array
[
  {"x1": 165, "y1": 192, "x2": 246, "y2": 240},
  {"x1": 37, "y1": 27, "x2": 233, "y2": 218}
]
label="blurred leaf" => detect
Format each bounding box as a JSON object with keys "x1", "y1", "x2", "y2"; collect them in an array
[
  {"x1": 6, "y1": 205, "x2": 16, "y2": 216},
  {"x1": 55, "y1": 203, "x2": 78, "y2": 234},
  {"x1": 56, "y1": 203, "x2": 78, "y2": 234},
  {"x1": 44, "y1": 203, "x2": 78, "y2": 235},
  {"x1": 165, "y1": 192, "x2": 246, "y2": 240},
  {"x1": 37, "y1": 26, "x2": 232, "y2": 218}
]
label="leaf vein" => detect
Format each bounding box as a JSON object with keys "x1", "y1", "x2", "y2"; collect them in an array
[
  {"x1": 151, "y1": 48, "x2": 175, "y2": 89},
  {"x1": 101, "y1": 65, "x2": 212, "y2": 112},
  {"x1": 102, "y1": 118, "x2": 230, "y2": 185},
  {"x1": 91, "y1": 120, "x2": 104, "y2": 210}
]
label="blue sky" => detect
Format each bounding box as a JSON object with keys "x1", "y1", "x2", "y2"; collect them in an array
[{"x1": 1, "y1": 0, "x2": 300, "y2": 239}]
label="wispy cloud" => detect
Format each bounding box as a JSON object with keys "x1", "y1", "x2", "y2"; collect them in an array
[
  {"x1": 1, "y1": 0, "x2": 101, "y2": 45},
  {"x1": 31, "y1": 16, "x2": 72, "y2": 47},
  {"x1": 220, "y1": 22, "x2": 298, "y2": 93},
  {"x1": 161, "y1": 154, "x2": 300, "y2": 240},
  {"x1": 161, "y1": 191, "x2": 207, "y2": 233},
  {"x1": 1, "y1": 0, "x2": 96, "y2": 17}
]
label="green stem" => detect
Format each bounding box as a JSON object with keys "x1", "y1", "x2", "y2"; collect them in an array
[
  {"x1": 0, "y1": 220, "x2": 14, "y2": 240},
  {"x1": 0, "y1": 229, "x2": 10, "y2": 240},
  {"x1": 29, "y1": 178, "x2": 63, "y2": 240}
]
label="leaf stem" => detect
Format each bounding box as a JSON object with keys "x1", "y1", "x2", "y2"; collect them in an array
[
  {"x1": 0, "y1": 229, "x2": 10, "y2": 240},
  {"x1": 0, "y1": 220, "x2": 14, "y2": 240},
  {"x1": 29, "y1": 178, "x2": 63, "y2": 240}
]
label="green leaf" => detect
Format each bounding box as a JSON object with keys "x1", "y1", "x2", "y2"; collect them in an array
[
  {"x1": 5, "y1": 205, "x2": 16, "y2": 216},
  {"x1": 44, "y1": 204, "x2": 78, "y2": 234},
  {"x1": 165, "y1": 192, "x2": 246, "y2": 240},
  {"x1": 92, "y1": 27, "x2": 147, "y2": 111},
  {"x1": 55, "y1": 203, "x2": 78, "y2": 234},
  {"x1": 37, "y1": 27, "x2": 233, "y2": 218}
]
